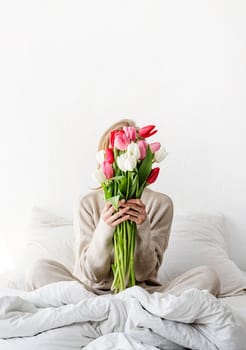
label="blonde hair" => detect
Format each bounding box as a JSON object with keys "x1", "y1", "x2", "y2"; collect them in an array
[{"x1": 98, "y1": 119, "x2": 137, "y2": 150}]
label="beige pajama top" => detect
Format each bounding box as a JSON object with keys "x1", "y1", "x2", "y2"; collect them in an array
[{"x1": 72, "y1": 188, "x2": 174, "y2": 295}]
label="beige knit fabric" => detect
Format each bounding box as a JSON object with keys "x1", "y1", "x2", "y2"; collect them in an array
[{"x1": 72, "y1": 188, "x2": 173, "y2": 294}]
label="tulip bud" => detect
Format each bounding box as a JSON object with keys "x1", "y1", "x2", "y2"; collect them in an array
[
  {"x1": 138, "y1": 140, "x2": 147, "y2": 160},
  {"x1": 139, "y1": 125, "x2": 158, "y2": 138},
  {"x1": 154, "y1": 147, "x2": 168, "y2": 163},
  {"x1": 109, "y1": 130, "x2": 117, "y2": 148},
  {"x1": 127, "y1": 155, "x2": 137, "y2": 170},
  {"x1": 105, "y1": 148, "x2": 114, "y2": 164},
  {"x1": 127, "y1": 142, "x2": 140, "y2": 160},
  {"x1": 114, "y1": 130, "x2": 129, "y2": 150},
  {"x1": 146, "y1": 167, "x2": 160, "y2": 184},
  {"x1": 150, "y1": 142, "x2": 161, "y2": 153},
  {"x1": 123, "y1": 126, "x2": 136, "y2": 142},
  {"x1": 117, "y1": 153, "x2": 137, "y2": 172},
  {"x1": 101, "y1": 161, "x2": 114, "y2": 179}
]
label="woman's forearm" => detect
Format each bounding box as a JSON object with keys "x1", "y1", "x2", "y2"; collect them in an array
[{"x1": 84, "y1": 218, "x2": 114, "y2": 281}]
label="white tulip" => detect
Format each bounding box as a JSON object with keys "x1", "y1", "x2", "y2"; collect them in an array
[
  {"x1": 154, "y1": 147, "x2": 168, "y2": 163},
  {"x1": 92, "y1": 169, "x2": 106, "y2": 184},
  {"x1": 117, "y1": 153, "x2": 137, "y2": 172},
  {"x1": 127, "y1": 155, "x2": 137, "y2": 170},
  {"x1": 117, "y1": 154, "x2": 128, "y2": 172},
  {"x1": 127, "y1": 142, "x2": 140, "y2": 160},
  {"x1": 96, "y1": 150, "x2": 105, "y2": 164}
]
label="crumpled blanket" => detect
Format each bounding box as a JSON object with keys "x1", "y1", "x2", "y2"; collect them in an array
[{"x1": 0, "y1": 281, "x2": 245, "y2": 350}]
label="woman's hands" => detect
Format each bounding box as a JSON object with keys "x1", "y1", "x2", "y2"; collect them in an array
[
  {"x1": 102, "y1": 200, "x2": 131, "y2": 228},
  {"x1": 122, "y1": 199, "x2": 147, "y2": 225},
  {"x1": 102, "y1": 199, "x2": 147, "y2": 228}
]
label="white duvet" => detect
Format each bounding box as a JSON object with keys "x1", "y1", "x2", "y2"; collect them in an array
[{"x1": 0, "y1": 281, "x2": 245, "y2": 350}]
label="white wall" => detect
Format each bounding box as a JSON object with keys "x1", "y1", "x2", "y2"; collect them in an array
[{"x1": 0, "y1": 0, "x2": 246, "y2": 270}]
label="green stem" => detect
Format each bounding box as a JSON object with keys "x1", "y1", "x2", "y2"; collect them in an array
[
  {"x1": 123, "y1": 220, "x2": 127, "y2": 279},
  {"x1": 111, "y1": 218, "x2": 137, "y2": 292},
  {"x1": 118, "y1": 224, "x2": 125, "y2": 291},
  {"x1": 129, "y1": 222, "x2": 136, "y2": 286},
  {"x1": 112, "y1": 229, "x2": 122, "y2": 293},
  {"x1": 126, "y1": 171, "x2": 130, "y2": 200},
  {"x1": 112, "y1": 233, "x2": 118, "y2": 292}
]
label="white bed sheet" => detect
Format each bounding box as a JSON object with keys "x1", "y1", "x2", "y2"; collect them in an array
[
  {"x1": 0, "y1": 282, "x2": 245, "y2": 350},
  {"x1": 219, "y1": 293, "x2": 246, "y2": 331}
]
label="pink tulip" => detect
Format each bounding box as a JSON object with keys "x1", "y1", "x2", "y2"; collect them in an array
[
  {"x1": 150, "y1": 142, "x2": 161, "y2": 153},
  {"x1": 114, "y1": 130, "x2": 129, "y2": 150},
  {"x1": 138, "y1": 140, "x2": 147, "y2": 160},
  {"x1": 146, "y1": 167, "x2": 160, "y2": 184},
  {"x1": 123, "y1": 126, "x2": 136, "y2": 142},
  {"x1": 105, "y1": 148, "x2": 114, "y2": 164},
  {"x1": 101, "y1": 161, "x2": 114, "y2": 179},
  {"x1": 139, "y1": 125, "x2": 158, "y2": 138}
]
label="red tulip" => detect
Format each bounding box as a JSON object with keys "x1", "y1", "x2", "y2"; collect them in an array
[
  {"x1": 146, "y1": 167, "x2": 160, "y2": 184},
  {"x1": 139, "y1": 125, "x2": 158, "y2": 138},
  {"x1": 110, "y1": 130, "x2": 117, "y2": 148},
  {"x1": 105, "y1": 148, "x2": 114, "y2": 163},
  {"x1": 114, "y1": 130, "x2": 129, "y2": 150},
  {"x1": 101, "y1": 161, "x2": 114, "y2": 179}
]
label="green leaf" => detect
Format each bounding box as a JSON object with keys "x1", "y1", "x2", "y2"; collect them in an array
[
  {"x1": 117, "y1": 176, "x2": 127, "y2": 196},
  {"x1": 107, "y1": 195, "x2": 120, "y2": 210},
  {"x1": 138, "y1": 145, "x2": 153, "y2": 188},
  {"x1": 101, "y1": 182, "x2": 113, "y2": 200}
]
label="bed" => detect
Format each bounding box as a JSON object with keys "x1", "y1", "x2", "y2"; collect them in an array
[{"x1": 0, "y1": 206, "x2": 246, "y2": 349}]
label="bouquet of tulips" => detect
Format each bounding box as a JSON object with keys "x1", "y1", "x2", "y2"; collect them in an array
[{"x1": 93, "y1": 125, "x2": 167, "y2": 293}]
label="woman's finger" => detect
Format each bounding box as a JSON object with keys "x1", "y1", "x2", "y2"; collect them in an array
[
  {"x1": 102, "y1": 202, "x2": 111, "y2": 212},
  {"x1": 125, "y1": 209, "x2": 144, "y2": 218},
  {"x1": 107, "y1": 206, "x2": 130, "y2": 225},
  {"x1": 125, "y1": 199, "x2": 145, "y2": 207},
  {"x1": 122, "y1": 203, "x2": 145, "y2": 215},
  {"x1": 105, "y1": 205, "x2": 115, "y2": 218},
  {"x1": 112, "y1": 214, "x2": 131, "y2": 226}
]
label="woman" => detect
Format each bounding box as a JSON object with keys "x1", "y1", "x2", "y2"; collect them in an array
[{"x1": 25, "y1": 119, "x2": 220, "y2": 297}]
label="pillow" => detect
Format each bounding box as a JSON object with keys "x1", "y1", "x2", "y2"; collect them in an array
[
  {"x1": 157, "y1": 211, "x2": 246, "y2": 297},
  {"x1": 21, "y1": 207, "x2": 75, "y2": 271},
  {"x1": 0, "y1": 207, "x2": 74, "y2": 290}
]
